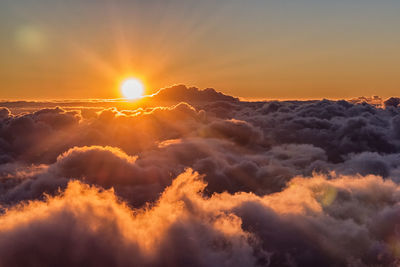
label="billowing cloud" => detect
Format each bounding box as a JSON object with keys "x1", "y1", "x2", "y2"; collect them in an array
[
  {"x1": 0, "y1": 108, "x2": 10, "y2": 120},
  {"x1": 2, "y1": 86, "x2": 400, "y2": 265},
  {"x1": 149, "y1": 85, "x2": 240, "y2": 104},
  {"x1": 2, "y1": 170, "x2": 400, "y2": 266}
]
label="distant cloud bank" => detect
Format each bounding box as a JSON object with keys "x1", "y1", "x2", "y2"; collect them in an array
[{"x1": 1, "y1": 85, "x2": 400, "y2": 266}]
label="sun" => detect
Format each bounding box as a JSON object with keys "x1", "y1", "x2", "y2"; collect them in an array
[{"x1": 120, "y1": 78, "x2": 144, "y2": 100}]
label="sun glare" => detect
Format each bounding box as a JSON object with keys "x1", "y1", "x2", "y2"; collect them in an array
[{"x1": 121, "y1": 78, "x2": 144, "y2": 100}]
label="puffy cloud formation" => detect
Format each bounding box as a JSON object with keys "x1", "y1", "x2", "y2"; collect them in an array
[
  {"x1": 2, "y1": 170, "x2": 400, "y2": 266},
  {"x1": 0, "y1": 85, "x2": 238, "y2": 115},
  {"x1": 2, "y1": 86, "x2": 400, "y2": 265},
  {"x1": 150, "y1": 84, "x2": 239, "y2": 103},
  {"x1": 0, "y1": 108, "x2": 10, "y2": 120}
]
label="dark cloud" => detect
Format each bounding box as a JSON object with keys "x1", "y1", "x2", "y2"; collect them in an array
[
  {"x1": 149, "y1": 85, "x2": 240, "y2": 104},
  {"x1": 0, "y1": 108, "x2": 10, "y2": 120},
  {"x1": 384, "y1": 97, "x2": 400, "y2": 108},
  {"x1": 2, "y1": 86, "x2": 400, "y2": 265},
  {"x1": 200, "y1": 119, "x2": 264, "y2": 146}
]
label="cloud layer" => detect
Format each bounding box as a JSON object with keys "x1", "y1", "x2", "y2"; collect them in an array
[{"x1": 1, "y1": 85, "x2": 400, "y2": 266}]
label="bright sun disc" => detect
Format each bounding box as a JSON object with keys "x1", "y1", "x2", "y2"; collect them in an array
[{"x1": 121, "y1": 78, "x2": 144, "y2": 99}]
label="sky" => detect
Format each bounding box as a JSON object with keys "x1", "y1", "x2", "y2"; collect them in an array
[{"x1": 0, "y1": 0, "x2": 399, "y2": 100}]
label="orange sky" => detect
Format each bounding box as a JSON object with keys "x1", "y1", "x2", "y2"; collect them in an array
[{"x1": 1, "y1": 0, "x2": 399, "y2": 100}]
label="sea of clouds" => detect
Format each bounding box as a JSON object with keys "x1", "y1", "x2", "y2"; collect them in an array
[{"x1": 1, "y1": 85, "x2": 400, "y2": 266}]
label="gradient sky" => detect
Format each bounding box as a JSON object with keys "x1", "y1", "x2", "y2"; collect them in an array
[{"x1": 1, "y1": 0, "x2": 399, "y2": 100}]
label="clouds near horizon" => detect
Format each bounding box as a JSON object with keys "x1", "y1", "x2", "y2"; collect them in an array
[{"x1": 2, "y1": 86, "x2": 400, "y2": 265}]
